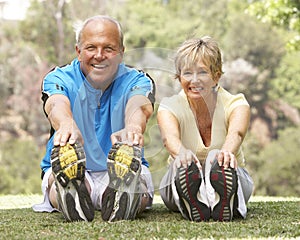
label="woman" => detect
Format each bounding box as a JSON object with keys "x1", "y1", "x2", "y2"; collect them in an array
[{"x1": 158, "y1": 36, "x2": 253, "y2": 221}]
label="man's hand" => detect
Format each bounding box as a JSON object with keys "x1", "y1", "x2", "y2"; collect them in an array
[
  {"x1": 53, "y1": 120, "x2": 84, "y2": 146},
  {"x1": 111, "y1": 125, "x2": 143, "y2": 146}
]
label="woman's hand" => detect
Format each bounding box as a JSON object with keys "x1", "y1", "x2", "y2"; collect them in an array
[
  {"x1": 173, "y1": 147, "x2": 202, "y2": 170},
  {"x1": 216, "y1": 150, "x2": 237, "y2": 169}
]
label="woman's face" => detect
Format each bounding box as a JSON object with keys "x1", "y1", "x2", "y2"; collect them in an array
[{"x1": 179, "y1": 60, "x2": 218, "y2": 99}]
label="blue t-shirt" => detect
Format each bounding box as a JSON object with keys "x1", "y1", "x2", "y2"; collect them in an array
[{"x1": 41, "y1": 59, "x2": 155, "y2": 172}]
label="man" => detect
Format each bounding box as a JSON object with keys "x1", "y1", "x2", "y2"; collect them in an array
[{"x1": 32, "y1": 15, "x2": 155, "y2": 222}]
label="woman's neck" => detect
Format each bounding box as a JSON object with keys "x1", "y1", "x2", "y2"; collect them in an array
[{"x1": 188, "y1": 93, "x2": 217, "y2": 118}]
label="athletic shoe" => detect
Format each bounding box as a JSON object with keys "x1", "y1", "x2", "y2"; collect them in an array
[
  {"x1": 209, "y1": 159, "x2": 238, "y2": 221},
  {"x1": 174, "y1": 162, "x2": 211, "y2": 221},
  {"x1": 51, "y1": 141, "x2": 94, "y2": 222},
  {"x1": 101, "y1": 143, "x2": 142, "y2": 222}
]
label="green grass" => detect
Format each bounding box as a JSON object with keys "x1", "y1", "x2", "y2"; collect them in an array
[{"x1": 0, "y1": 195, "x2": 299, "y2": 239}]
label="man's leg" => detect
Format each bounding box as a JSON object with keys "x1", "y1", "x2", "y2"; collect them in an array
[{"x1": 48, "y1": 173, "x2": 92, "y2": 210}]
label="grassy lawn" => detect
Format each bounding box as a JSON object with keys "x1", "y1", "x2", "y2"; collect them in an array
[{"x1": 0, "y1": 195, "x2": 299, "y2": 239}]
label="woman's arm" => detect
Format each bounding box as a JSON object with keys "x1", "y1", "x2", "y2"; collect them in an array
[
  {"x1": 157, "y1": 109, "x2": 200, "y2": 169},
  {"x1": 218, "y1": 105, "x2": 250, "y2": 168},
  {"x1": 157, "y1": 109, "x2": 181, "y2": 158}
]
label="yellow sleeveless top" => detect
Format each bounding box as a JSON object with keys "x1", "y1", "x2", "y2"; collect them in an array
[{"x1": 158, "y1": 87, "x2": 249, "y2": 167}]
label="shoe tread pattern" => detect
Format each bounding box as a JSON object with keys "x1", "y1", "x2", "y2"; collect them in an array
[
  {"x1": 102, "y1": 143, "x2": 142, "y2": 222},
  {"x1": 175, "y1": 162, "x2": 210, "y2": 221},
  {"x1": 50, "y1": 142, "x2": 94, "y2": 222},
  {"x1": 51, "y1": 142, "x2": 85, "y2": 187},
  {"x1": 107, "y1": 143, "x2": 141, "y2": 186},
  {"x1": 210, "y1": 161, "x2": 238, "y2": 221}
]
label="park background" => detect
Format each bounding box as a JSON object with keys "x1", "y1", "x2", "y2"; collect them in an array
[{"x1": 0, "y1": 0, "x2": 299, "y2": 198}]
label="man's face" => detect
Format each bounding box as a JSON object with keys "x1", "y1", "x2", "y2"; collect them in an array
[{"x1": 76, "y1": 19, "x2": 124, "y2": 90}]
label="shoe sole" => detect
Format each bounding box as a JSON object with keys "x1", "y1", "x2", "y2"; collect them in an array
[
  {"x1": 107, "y1": 143, "x2": 141, "y2": 186},
  {"x1": 102, "y1": 143, "x2": 141, "y2": 222},
  {"x1": 51, "y1": 142, "x2": 94, "y2": 222},
  {"x1": 175, "y1": 162, "x2": 210, "y2": 221},
  {"x1": 210, "y1": 160, "x2": 237, "y2": 221}
]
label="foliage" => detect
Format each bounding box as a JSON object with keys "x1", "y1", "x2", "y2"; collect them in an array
[
  {"x1": 113, "y1": 0, "x2": 231, "y2": 50},
  {"x1": 223, "y1": 13, "x2": 285, "y2": 73},
  {"x1": 269, "y1": 51, "x2": 300, "y2": 110},
  {"x1": 247, "y1": 0, "x2": 300, "y2": 51},
  {"x1": 19, "y1": 0, "x2": 76, "y2": 65},
  {"x1": 0, "y1": 139, "x2": 43, "y2": 194},
  {"x1": 0, "y1": 0, "x2": 299, "y2": 197},
  {"x1": 0, "y1": 197, "x2": 299, "y2": 239},
  {"x1": 0, "y1": 21, "x2": 21, "y2": 115},
  {"x1": 143, "y1": 104, "x2": 170, "y2": 190},
  {"x1": 253, "y1": 127, "x2": 300, "y2": 196},
  {"x1": 0, "y1": 8, "x2": 51, "y2": 140}
]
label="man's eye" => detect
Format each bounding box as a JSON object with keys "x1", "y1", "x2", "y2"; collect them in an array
[
  {"x1": 104, "y1": 47, "x2": 115, "y2": 53},
  {"x1": 86, "y1": 46, "x2": 95, "y2": 51}
]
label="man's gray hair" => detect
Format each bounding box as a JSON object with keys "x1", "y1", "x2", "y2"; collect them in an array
[{"x1": 74, "y1": 15, "x2": 124, "y2": 48}]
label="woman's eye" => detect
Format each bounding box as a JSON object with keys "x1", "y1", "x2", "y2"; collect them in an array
[{"x1": 183, "y1": 72, "x2": 192, "y2": 76}]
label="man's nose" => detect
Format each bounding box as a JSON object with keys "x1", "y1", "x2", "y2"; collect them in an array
[{"x1": 94, "y1": 48, "x2": 105, "y2": 60}]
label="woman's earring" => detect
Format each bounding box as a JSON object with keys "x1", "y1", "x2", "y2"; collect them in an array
[{"x1": 212, "y1": 84, "x2": 219, "y2": 93}]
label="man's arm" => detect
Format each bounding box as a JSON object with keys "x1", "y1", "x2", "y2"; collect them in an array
[
  {"x1": 111, "y1": 95, "x2": 153, "y2": 146},
  {"x1": 45, "y1": 94, "x2": 83, "y2": 146}
]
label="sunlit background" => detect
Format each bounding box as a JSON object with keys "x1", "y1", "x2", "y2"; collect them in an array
[{"x1": 0, "y1": 0, "x2": 299, "y2": 197}]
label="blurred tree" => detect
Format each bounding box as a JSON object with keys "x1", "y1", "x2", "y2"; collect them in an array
[
  {"x1": 113, "y1": 0, "x2": 231, "y2": 50},
  {"x1": 0, "y1": 0, "x2": 299, "y2": 196},
  {"x1": 0, "y1": 139, "x2": 43, "y2": 194},
  {"x1": 254, "y1": 127, "x2": 300, "y2": 196},
  {"x1": 0, "y1": 20, "x2": 49, "y2": 144},
  {"x1": 223, "y1": 12, "x2": 285, "y2": 74},
  {"x1": 247, "y1": 0, "x2": 300, "y2": 51},
  {"x1": 269, "y1": 51, "x2": 300, "y2": 110},
  {"x1": 19, "y1": 0, "x2": 75, "y2": 65}
]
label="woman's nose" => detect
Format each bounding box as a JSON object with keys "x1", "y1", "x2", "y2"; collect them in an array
[{"x1": 190, "y1": 72, "x2": 200, "y2": 82}]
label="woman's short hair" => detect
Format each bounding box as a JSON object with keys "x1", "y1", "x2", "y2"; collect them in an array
[{"x1": 174, "y1": 36, "x2": 223, "y2": 80}]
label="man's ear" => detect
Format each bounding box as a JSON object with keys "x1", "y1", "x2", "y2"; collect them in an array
[
  {"x1": 75, "y1": 44, "x2": 81, "y2": 60},
  {"x1": 120, "y1": 46, "x2": 125, "y2": 57}
]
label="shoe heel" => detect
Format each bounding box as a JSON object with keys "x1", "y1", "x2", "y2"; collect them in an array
[
  {"x1": 210, "y1": 161, "x2": 237, "y2": 221},
  {"x1": 175, "y1": 162, "x2": 210, "y2": 221}
]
